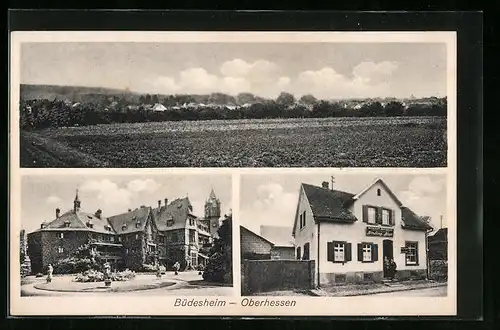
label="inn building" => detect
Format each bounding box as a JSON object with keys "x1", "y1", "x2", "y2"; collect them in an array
[
  {"x1": 292, "y1": 178, "x2": 432, "y2": 286},
  {"x1": 27, "y1": 189, "x2": 222, "y2": 274}
]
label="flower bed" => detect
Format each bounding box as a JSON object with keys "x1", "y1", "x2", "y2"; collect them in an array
[{"x1": 74, "y1": 269, "x2": 136, "y2": 283}]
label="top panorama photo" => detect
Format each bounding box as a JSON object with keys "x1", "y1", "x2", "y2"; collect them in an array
[{"x1": 18, "y1": 41, "x2": 449, "y2": 168}]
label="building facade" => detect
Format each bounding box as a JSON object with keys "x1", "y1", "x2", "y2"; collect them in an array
[
  {"x1": 292, "y1": 179, "x2": 432, "y2": 286},
  {"x1": 240, "y1": 226, "x2": 273, "y2": 260},
  {"x1": 27, "y1": 189, "x2": 222, "y2": 274}
]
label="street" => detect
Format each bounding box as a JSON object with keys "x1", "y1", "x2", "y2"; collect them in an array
[{"x1": 370, "y1": 286, "x2": 447, "y2": 297}]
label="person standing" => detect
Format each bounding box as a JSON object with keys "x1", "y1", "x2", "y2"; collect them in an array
[
  {"x1": 389, "y1": 258, "x2": 397, "y2": 280},
  {"x1": 46, "y1": 264, "x2": 53, "y2": 283}
]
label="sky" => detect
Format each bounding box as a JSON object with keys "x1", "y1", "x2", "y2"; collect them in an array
[
  {"x1": 21, "y1": 42, "x2": 447, "y2": 99},
  {"x1": 20, "y1": 174, "x2": 232, "y2": 233},
  {"x1": 240, "y1": 173, "x2": 447, "y2": 236}
]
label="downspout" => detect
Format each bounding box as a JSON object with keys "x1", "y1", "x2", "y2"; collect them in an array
[
  {"x1": 317, "y1": 221, "x2": 320, "y2": 288},
  {"x1": 425, "y1": 227, "x2": 433, "y2": 280}
]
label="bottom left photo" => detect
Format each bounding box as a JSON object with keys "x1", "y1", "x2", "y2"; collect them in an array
[{"x1": 16, "y1": 173, "x2": 233, "y2": 297}]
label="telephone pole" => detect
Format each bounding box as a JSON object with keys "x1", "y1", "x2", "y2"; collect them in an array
[{"x1": 330, "y1": 176, "x2": 335, "y2": 190}]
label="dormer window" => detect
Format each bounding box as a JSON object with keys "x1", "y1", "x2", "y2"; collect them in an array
[
  {"x1": 64, "y1": 220, "x2": 71, "y2": 228},
  {"x1": 87, "y1": 215, "x2": 93, "y2": 220},
  {"x1": 167, "y1": 220, "x2": 174, "y2": 227},
  {"x1": 136, "y1": 221, "x2": 141, "y2": 228},
  {"x1": 86, "y1": 222, "x2": 94, "y2": 229},
  {"x1": 122, "y1": 224, "x2": 127, "y2": 231}
]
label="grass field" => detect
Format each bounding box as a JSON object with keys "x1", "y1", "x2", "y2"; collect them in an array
[{"x1": 20, "y1": 116, "x2": 447, "y2": 167}]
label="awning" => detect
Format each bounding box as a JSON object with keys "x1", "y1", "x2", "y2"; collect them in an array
[{"x1": 198, "y1": 253, "x2": 209, "y2": 259}]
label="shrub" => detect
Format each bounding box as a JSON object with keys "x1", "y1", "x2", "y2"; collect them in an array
[
  {"x1": 429, "y1": 260, "x2": 448, "y2": 281},
  {"x1": 53, "y1": 257, "x2": 95, "y2": 274},
  {"x1": 74, "y1": 269, "x2": 104, "y2": 282},
  {"x1": 141, "y1": 264, "x2": 157, "y2": 272},
  {"x1": 74, "y1": 269, "x2": 136, "y2": 282},
  {"x1": 109, "y1": 269, "x2": 136, "y2": 281}
]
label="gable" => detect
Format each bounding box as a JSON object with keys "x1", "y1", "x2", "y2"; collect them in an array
[{"x1": 353, "y1": 178, "x2": 403, "y2": 207}]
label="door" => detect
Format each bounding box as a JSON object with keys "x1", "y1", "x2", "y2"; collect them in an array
[{"x1": 382, "y1": 240, "x2": 393, "y2": 278}]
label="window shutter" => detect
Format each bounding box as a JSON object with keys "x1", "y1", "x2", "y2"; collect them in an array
[
  {"x1": 415, "y1": 243, "x2": 419, "y2": 265},
  {"x1": 345, "y1": 242, "x2": 352, "y2": 262},
  {"x1": 297, "y1": 247, "x2": 302, "y2": 260},
  {"x1": 376, "y1": 207, "x2": 382, "y2": 224},
  {"x1": 327, "y1": 242, "x2": 333, "y2": 262},
  {"x1": 362, "y1": 205, "x2": 368, "y2": 223},
  {"x1": 390, "y1": 209, "x2": 396, "y2": 226},
  {"x1": 357, "y1": 243, "x2": 363, "y2": 261},
  {"x1": 372, "y1": 244, "x2": 378, "y2": 262}
]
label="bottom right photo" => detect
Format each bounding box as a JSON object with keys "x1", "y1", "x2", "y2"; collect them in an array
[{"x1": 239, "y1": 171, "x2": 449, "y2": 298}]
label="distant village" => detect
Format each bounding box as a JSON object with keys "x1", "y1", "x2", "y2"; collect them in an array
[{"x1": 19, "y1": 84, "x2": 447, "y2": 130}]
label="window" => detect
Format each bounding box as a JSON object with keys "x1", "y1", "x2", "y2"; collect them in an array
[
  {"x1": 357, "y1": 243, "x2": 378, "y2": 262},
  {"x1": 299, "y1": 211, "x2": 306, "y2": 229},
  {"x1": 367, "y1": 207, "x2": 376, "y2": 224},
  {"x1": 118, "y1": 236, "x2": 122, "y2": 242},
  {"x1": 362, "y1": 244, "x2": 372, "y2": 261},
  {"x1": 59, "y1": 233, "x2": 64, "y2": 239},
  {"x1": 125, "y1": 248, "x2": 129, "y2": 254},
  {"x1": 296, "y1": 246, "x2": 302, "y2": 260},
  {"x1": 110, "y1": 236, "x2": 115, "y2": 242},
  {"x1": 189, "y1": 218, "x2": 195, "y2": 226},
  {"x1": 328, "y1": 241, "x2": 352, "y2": 263},
  {"x1": 405, "y1": 242, "x2": 419, "y2": 265},
  {"x1": 167, "y1": 220, "x2": 174, "y2": 227},
  {"x1": 135, "y1": 234, "x2": 139, "y2": 240},
  {"x1": 58, "y1": 247, "x2": 64, "y2": 253},
  {"x1": 303, "y1": 243, "x2": 310, "y2": 260},
  {"x1": 334, "y1": 243, "x2": 344, "y2": 262},
  {"x1": 377, "y1": 188, "x2": 381, "y2": 196},
  {"x1": 382, "y1": 209, "x2": 390, "y2": 225},
  {"x1": 171, "y1": 232, "x2": 178, "y2": 242}
]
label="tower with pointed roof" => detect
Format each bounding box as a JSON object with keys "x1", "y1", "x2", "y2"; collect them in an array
[
  {"x1": 204, "y1": 188, "x2": 221, "y2": 238},
  {"x1": 73, "y1": 189, "x2": 81, "y2": 213}
]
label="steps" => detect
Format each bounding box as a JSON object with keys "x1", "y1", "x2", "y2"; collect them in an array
[{"x1": 382, "y1": 279, "x2": 404, "y2": 288}]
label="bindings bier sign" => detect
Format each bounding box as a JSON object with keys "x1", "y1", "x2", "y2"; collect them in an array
[{"x1": 366, "y1": 226, "x2": 394, "y2": 237}]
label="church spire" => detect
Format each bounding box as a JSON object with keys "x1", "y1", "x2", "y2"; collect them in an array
[
  {"x1": 209, "y1": 187, "x2": 217, "y2": 200},
  {"x1": 73, "y1": 189, "x2": 81, "y2": 212}
]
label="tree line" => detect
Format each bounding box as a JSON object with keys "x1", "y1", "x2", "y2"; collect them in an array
[{"x1": 20, "y1": 96, "x2": 447, "y2": 130}]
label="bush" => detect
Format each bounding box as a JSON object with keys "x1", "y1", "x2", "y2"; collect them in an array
[
  {"x1": 109, "y1": 269, "x2": 136, "y2": 281},
  {"x1": 203, "y1": 252, "x2": 226, "y2": 283},
  {"x1": 74, "y1": 269, "x2": 104, "y2": 282},
  {"x1": 429, "y1": 260, "x2": 448, "y2": 281},
  {"x1": 74, "y1": 269, "x2": 136, "y2": 282},
  {"x1": 141, "y1": 264, "x2": 157, "y2": 272},
  {"x1": 53, "y1": 257, "x2": 95, "y2": 274}
]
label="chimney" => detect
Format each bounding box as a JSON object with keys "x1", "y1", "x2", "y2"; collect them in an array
[
  {"x1": 158, "y1": 200, "x2": 161, "y2": 208},
  {"x1": 321, "y1": 181, "x2": 329, "y2": 189},
  {"x1": 128, "y1": 208, "x2": 132, "y2": 212},
  {"x1": 164, "y1": 198, "x2": 168, "y2": 206},
  {"x1": 56, "y1": 208, "x2": 60, "y2": 218},
  {"x1": 94, "y1": 209, "x2": 102, "y2": 219}
]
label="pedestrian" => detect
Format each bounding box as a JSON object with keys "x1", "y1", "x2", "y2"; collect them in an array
[
  {"x1": 173, "y1": 261, "x2": 180, "y2": 275},
  {"x1": 46, "y1": 264, "x2": 53, "y2": 284},
  {"x1": 383, "y1": 256, "x2": 390, "y2": 278},
  {"x1": 389, "y1": 258, "x2": 397, "y2": 280}
]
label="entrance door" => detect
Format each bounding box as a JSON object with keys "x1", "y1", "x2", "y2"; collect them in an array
[{"x1": 382, "y1": 240, "x2": 394, "y2": 278}]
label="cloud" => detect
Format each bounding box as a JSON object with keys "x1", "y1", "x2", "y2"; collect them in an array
[
  {"x1": 46, "y1": 195, "x2": 62, "y2": 204},
  {"x1": 398, "y1": 176, "x2": 446, "y2": 229},
  {"x1": 352, "y1": 61, "x2": 398, "y2": 85},
  {"x1": 242, "y1": 183, "x2": 298, "y2": 233},
  {"x1": 145, "y1": 59, "x2": 399, "y2": 99},
  {"x1": 127, "y1": 179, "x2": 161, "y2": 193},
  {"x1": 80, "y1": 179, "x2": 134, "y2": 212}
]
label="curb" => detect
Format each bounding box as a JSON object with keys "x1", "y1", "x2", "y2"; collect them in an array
[
  {"x1": 310, "y1": 282, "x2": 447, "y2": 297},
  {"x1": 26, "y1": 279, "x2": 187, "y2": 295}
]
